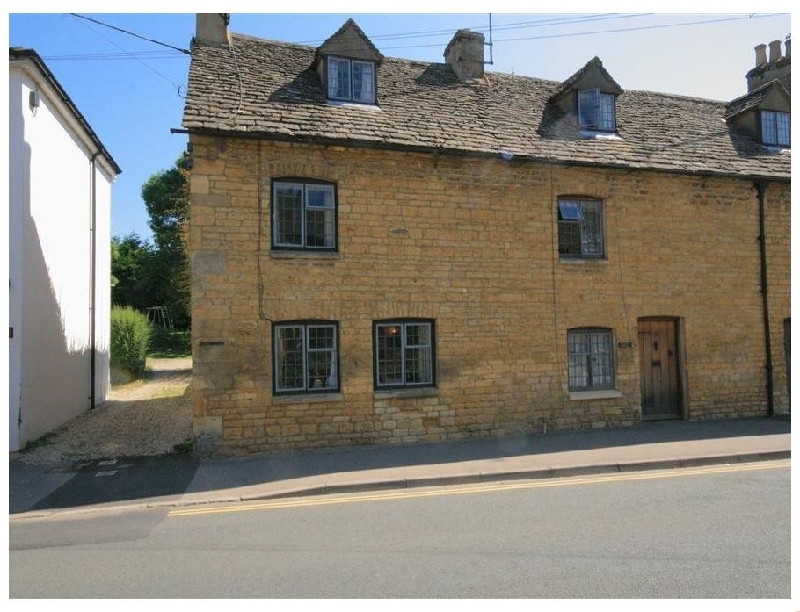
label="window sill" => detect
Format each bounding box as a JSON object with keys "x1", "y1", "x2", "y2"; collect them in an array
[
  {"x1": 559, "y1": 257, "x2": 608, "y2": 265},
  {"x1": 374, "y1": 387, "x2": 439, "y2": 400},
  {"x1": 569, "y1": 389, "x2": 623, "y2": 401},
  {"x1": 325, "y1": 99, "x2": 381, "y2": 111},
  {"x1": 270, "y1": 250, "x2": 341, "y2": 260},
  {"x1": 761, "y1": 145, "x2": 790, "y2": 154},
  {"x1": 580, "y1": 130, "x2": 622, "y2": 140},
  {"x1": 273, "y1": 392, "x2": 343, "y2": 404}
]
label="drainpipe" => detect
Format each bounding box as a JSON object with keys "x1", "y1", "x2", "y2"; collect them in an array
[
  {"x1": 90, "y1": 152, "x2": 99, "y2": 409},
  {"x1": 755, "y1": 180, "x2": 774, "y2": 416}
]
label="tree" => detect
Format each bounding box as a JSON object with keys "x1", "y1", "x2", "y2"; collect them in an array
[
  {"x1": 111, "y1": 154, "x2": 190, "y2": 328},
  {"x1": 141, "y1": 153, "x2": 190, "y2": 328},
  {"x1": 111, "y1": 232, "x2": 154, "y2": 311}
]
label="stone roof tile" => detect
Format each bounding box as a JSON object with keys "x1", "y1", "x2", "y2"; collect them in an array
[{"x1": 182, "y1": 33, "x2": 790, "y2": 181}]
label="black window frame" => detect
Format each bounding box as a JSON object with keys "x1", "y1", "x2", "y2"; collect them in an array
[
  {"x1": 271, "y1": 178, "x2": 338, "y2": 252},
  {"x1": 567, "y1": 328, "x2": 615, "y2": 391},
  {"x1": 760, "y1": 110, "x2": 791, "y2": 147},
  {"x1": 273, "y1": 320, "x2": 340, "y2": 395},
  {"x1": 557, "y1": 197, "x2": 605, "y2": 259},
  {"x1": 373, "y1": 319, "x2": 436, "y2": 390},
  {"x1": 577, "y1": 89, "x2": 616, "y2": 132},
  {"x1": 326, "y1": 56, "x2": 377, "y2": 104}
]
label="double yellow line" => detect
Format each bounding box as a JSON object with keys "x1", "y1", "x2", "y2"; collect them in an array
[{"x1": 168, "y1": 459, "x2": 790, "y2": 518}]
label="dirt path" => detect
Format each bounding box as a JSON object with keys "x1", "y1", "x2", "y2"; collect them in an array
[
  {"x1": 109, "y1": 356, "x2": 192, "y2": 402},
  {"x1": 12, "y1": 357, "x2": 193, "y2": 466}
]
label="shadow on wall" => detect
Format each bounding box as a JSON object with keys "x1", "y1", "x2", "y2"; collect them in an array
[{"x1": 10, "y1": 93, "x2": 107, "y2": 450}]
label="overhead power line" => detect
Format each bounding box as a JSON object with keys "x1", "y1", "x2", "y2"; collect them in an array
[
  {"x1": 43, "y1": 51, "x2": 186, "y2": 61},
  {"x1": 69, "y1": 13, "x2": 190, "y2": 55},
  {"x1": 369, "y1": 12, "x2": 786, "y2": 51},
  {"x1": 70, "y1": 13, "x2": 187, "y2": 97}
]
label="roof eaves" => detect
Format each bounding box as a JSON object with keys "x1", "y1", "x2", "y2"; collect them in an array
[
  {"x1": 9, "y1": 47, "x2": 122, "y2": 175},
  {"x1": 182, "y1": 125, "x2": 790, "y2": 184}
]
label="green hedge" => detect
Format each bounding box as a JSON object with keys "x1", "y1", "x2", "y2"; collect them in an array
[{"x1": 110, "y1": 306, "x2": 152, "y2": 379}]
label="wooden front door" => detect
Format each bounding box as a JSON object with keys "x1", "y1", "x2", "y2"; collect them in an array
[{"x1": 638, "y1": 318, "x2": 682, "y2": 420}]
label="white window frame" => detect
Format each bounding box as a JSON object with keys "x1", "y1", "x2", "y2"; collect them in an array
[
  {"x1": 567, "y1": 328, "x2": 615, "y2": 391},
  {"x1": 272, "y1": 180, "x2": 337, "y2": 250},
  {"x1": 578, "y1": 89, "x2": 616, "y2": 132},
  {"x1": 761, "y1": 110, "x2": 790, "y2": 147},
  {"x1": 374, "y1": 320, "x2": 435, "y2": 389},
  {"x1": 327, "y1": 56, "x2": 376, "y2": 104},
  {"x1": 274, "y1": 322, "x2": 339, "y2": 394},
  {"x1": 557, "y1": 198, "x2": 605, "y2": 259}
]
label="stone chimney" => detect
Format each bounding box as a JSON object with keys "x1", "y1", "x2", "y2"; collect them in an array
[
  {"x1": 754, "y1": 43, "x2": 767, "y2": 67},
  {"x1": 747, "y1": 37, "x2": 791, "y2": 93},
  {"x1": 768, "y1": 39, "x2": 783, "y2": 63},
  {"x1": 444, "y1": 29, "x2": 485, "y2": 81},
  {"x1": 195, "y1": 13, "x2": 230, "y2": 47}
]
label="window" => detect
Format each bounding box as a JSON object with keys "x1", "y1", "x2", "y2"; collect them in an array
[
  {"x1": 272, "y1": 180, "x2": 337, "y2": 250},
  {"x1": 374, "y1": 320, "x2": 435, "y2": 389},
  {"x1": 567, "y1": 328, "x2": 614, "y2": 391},
  {"x1": 557, "y1": 198, "x2": 604, "y2": 258},
  {"x1": 761, "y1": 110, "x2": 790, "y2": 147},
  {"x1": 274, "y1": 322, "x2": 339, "y2": 394},
  {"x1": 327, "y1": 57, "x2": 376, "y2": 103},
  {"x1": 579, "y1": 89, "x2": 615, "y2": 131},
  {"x1": 578, "y1": 89, "x2": 616, "y2": 131}
]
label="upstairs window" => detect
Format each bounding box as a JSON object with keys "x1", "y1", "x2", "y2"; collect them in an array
[
  {"x1": 567, "y1": 328, "x2": 615, "y2": 391},
  {"x1": 374, "y1": 320, "x2": 435, "y2": 389},
  {"x1": 327, "y1": 57, "x2": 375, "y2": 103},
  {"x1": 578, "y1": 89, "x2": 616, "y2": 132},
  {"x1": 761, "y1": 110, "x2": 790, "y2": 147},
  {"x1": 272, "y1": 180, "x2": 337, "y2": 250},
  {"x1": 558, "y1": 198, "x2": 604, "y2": 259},
  {"x1": 274, "y1": 322, "x2": 339, "y2": 394}
]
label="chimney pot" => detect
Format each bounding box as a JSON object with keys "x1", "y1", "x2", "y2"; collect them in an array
[
  {"x1": 754, "y1": 43, "x2": 767, "y2": 67},
  {"x1": 785, "y1": 37, "x2": 791, "y2": 59},
  {"x1": 768, "y1": 39, "x2": 782, "y2": 63},
  {"x1": 195, "y1": 13, "x2": 230, "y2": 47},
  {"x1": 444, "y1": 29, "x2": 485, "y2": 82}
]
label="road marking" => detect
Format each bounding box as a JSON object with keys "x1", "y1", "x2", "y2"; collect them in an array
[
  {"x1": 95, "y1": 471, "x2": 118, "y2": 477},
  {"x1": 168, "y1": 459, "x2": 790, "y2": 518}
]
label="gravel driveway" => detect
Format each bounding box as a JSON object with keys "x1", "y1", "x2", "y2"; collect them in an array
[{"x1": 11, "y1": 357, "x2": 193, "y2": 467}]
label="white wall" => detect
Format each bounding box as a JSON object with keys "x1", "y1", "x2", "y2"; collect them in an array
[
  {"x1": 9, "y1": 72, "x2": 26, "y2": 452},
  {"x1": 93, "y1": 167, "x2": 113, "y2": 403},
  {"x1": 9, "y1": 62, "x2": 115, "y2": 451}
]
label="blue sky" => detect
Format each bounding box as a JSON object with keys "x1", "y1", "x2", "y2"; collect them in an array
[{"x1": 7, "y1": 9, "x2": 791, "y2": 242}]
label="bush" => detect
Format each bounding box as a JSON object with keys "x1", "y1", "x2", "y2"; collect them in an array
[
  {"x1": 149, "y1": 327, "x2": 191, "y2": 357},
  {"x1": 110, "y1": 306, "x2": 152, "y2": 379}
]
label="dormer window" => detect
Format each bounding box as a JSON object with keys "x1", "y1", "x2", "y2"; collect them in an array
[
  {"x1": 725, "y1": 81, "x2": 790, "y2": 150},
  {"x1": 327, "y1": 57, "x2": 375, "y2": 103},
  {"x1": 761, "y1": 110, "x2": 790, "y2": 147},
  {"x1": 578, "y1": 89, "x2": 616, "y2": 132},
  {"x1": 315, "y1": 19, "x2": 383, "y2": 106}
]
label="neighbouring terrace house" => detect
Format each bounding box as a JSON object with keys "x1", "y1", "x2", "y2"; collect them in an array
[
  {"x1": 9, "y1": 48, "x2": 120, "y2": 452},
  {"x1": 182, "y1": 15, "x2": 790, "y2": 454}
]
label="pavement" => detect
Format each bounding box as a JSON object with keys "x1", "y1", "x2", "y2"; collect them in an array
[{"x1": 8, "y1": 416, "x2": 790, "y2": 518}]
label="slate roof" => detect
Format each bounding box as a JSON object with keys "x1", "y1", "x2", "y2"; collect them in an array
[
  {"x1": 550, "y1": 56, "x2": 623, "y2": 100},
  {"x1": 314, "y1": 18, "x2": 384, "y2": 64},
  {"x1": 182, "y1": 32, "x2": 790, "y2": 181},
  {"x1": 725, "y1": 79, "x2": 789, "y2": 118}
]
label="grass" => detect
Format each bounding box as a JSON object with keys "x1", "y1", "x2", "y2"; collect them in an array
[
  {"x1": 148, "y1": 328, "x2": 191, "y2": 358},
  {"x1": 22, "y1": 431, "x2": 57, "y2": 452}
]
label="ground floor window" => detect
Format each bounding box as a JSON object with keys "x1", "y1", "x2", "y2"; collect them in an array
[
  {"x1": 273, "y1": 322, "x2": 338, "y2": 394},
  {"x1": 374, "y1": 320, "x2": 435, "y2": 389},
  {"x1": 567, "y1": 328, "x2": 614, "y2": 390}
]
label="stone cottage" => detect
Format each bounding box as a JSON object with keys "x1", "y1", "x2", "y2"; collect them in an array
[{"x1": 182, "y1": 15, "x2": 790, "y2": 454}]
